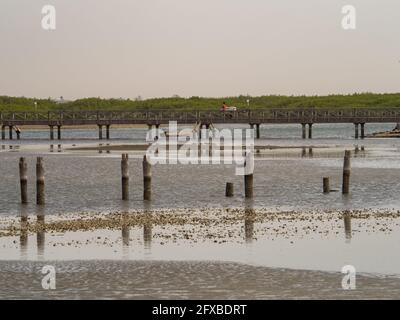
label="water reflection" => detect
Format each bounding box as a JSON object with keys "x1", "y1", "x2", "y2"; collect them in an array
[
  {"x1": 143, "y1": 203, "x2": 153, "y2": 251},
  {"x1": 343, "y1": 211, "x2": 352, "y2": 243},
  {"x1": 120, "y1": 202, "x2": 130, "y2": 260},
  {"x1": 120, "y1": 202, "x2": 153, "y2": 257},
  {"x1": 19, "y1": 206, "x2": 28, "y2": 260},
  {"x1": 301, "y1": 147, "x2": 313, "y2": 158},
  {"x1": 36, "y1": 207, "x2": 46, "y2": 259},
  {"x1": 244, "y1": 201, "x2": 255, "y2": 243}
]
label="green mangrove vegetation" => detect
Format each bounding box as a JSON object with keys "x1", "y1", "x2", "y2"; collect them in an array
[{"x1": 1, "y1": 93, "x2": 400, "y2": 112}]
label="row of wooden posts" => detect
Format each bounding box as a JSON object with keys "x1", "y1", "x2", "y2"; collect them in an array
[
  {"x1": 227, "y1": 150, "x2": 352, "y2": 198},
  {"x1": 17, "y1": 150, "x2": 350, "y2": 205},
  {"x1": 18, "y1": 154, "x2": 154, "y2": 205}
]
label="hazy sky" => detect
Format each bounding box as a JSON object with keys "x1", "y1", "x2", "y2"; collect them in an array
[{"x1": 1, "y1": 0, "x2": 400, "y2": 99}]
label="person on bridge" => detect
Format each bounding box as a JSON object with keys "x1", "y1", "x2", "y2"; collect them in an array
[{"x1": 221, "y1": 102, "x2": 229, "y2": 111}]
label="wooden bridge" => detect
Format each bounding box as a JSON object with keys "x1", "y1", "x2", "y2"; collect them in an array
[{"x1": 1, "y1": 108, "x2": 400, "y2": 140}]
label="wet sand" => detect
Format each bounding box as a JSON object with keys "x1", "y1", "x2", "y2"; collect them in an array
[
  {"x1": 1, "y1": 207, "x2": 400, "y2": 277},
  {"x1": 1, "y1": 260, "x2": 400, "y2": 299}
]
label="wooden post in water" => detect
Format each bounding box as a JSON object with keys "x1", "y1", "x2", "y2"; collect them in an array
[
  {"x1": 244, "y1": 152, "x2": 254, "y2": 198},
  {"x1": 342, "y1": 150, "x2": 351, "y2": 194},
  {"x1": 9, "y1": 126, "x2": 13, "y2": 140},
  {"x1": 225, "y1": 182, "x2": 234, "y2": 197},
  {"x1": 36, "y1": 157, "x2": 45, "y2": 205},
  {"x1": 323, "y1": 177, "x2": 330, "y2": 194},
  {"x1": 143, "y1": 155, "x2": 152, "y2": 201},
  {"x1": 1, "y1": 125, "x2": 5, "y2": 140},
  {"x1": 121, "y1": 154, "x2": 129, "y2": 200},
  {"x1": 19, "y1": 157, "x2": 28, "y2": 204}
]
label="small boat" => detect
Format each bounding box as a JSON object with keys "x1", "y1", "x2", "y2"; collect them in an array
[{"x1": 368, "y1": 124, "x2": 400, "y2": 138}]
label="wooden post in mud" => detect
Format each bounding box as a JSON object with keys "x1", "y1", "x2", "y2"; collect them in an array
[
  {"x1": 342, "y1": 150, "x2": 351, "y2": 194},
  {"x1": 323, "y1": 177, "x2": 330, "y2": 194},
  {"x1": 121, "y1": 154, "x2": 129, "y2": 200},
  {"x1": 19, "y1": 157, "x2": 28, "y2": 204},
  {"x1": 143, "y1": 155, "x2": 152, "y2": 201},
  {"x1": 36, "y1": 157, "x2": 45, "y2": 205},
  {"x1": 225, "y1": 182, "x2": 234, "y2": 197},
  {"x1": 244, "y1": 152, "x2": 254, "y2": 198}
]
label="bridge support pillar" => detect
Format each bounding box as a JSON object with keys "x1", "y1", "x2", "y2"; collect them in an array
[
  {"x1": 9, "y1": 126, "x2": 13, "y2": 140},
  {"x1": 301, "y1": 124, "x2": 306, "y2": 139},
  {"x1": 354, "y1": 123, "x2": 359, "y2": 139},
  {"x1": 256, "y1": 124, "x2": 260, "y2": 139},
  {"x1": 106, "y1": 125, "x2": 110, "y2": 140},
  {"x1": 249, "y1": 124, "x2": 255, "y2": 138},
  {"x1": 98, "y1": 125, "x2": 103, "y2": 140},
  {"x1": 308, "y1": 123, "x2": 313, "y2": 139},
  {"x1": 1, "y1": 126, "x2": 5, "y2": 140},
  {"x1": 57, "y1": 125, "x2": 61, "y2": 140},
  {"x1": 198, "y1": 124, "x2": 204, "y2": 140},
  {"x1": 49, "y1": 126, "x2": 54, "y2": 140},
  {"x1": 155, "y1": 124, "x2": 160, "y2": 139},
  {"x1": 360, "y1": 123, "x2": 365, "y2": 139}
]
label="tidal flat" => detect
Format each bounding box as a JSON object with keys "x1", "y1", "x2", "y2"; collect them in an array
[{"x1": 1, "y1": 123, "x2": 400, "y2": 299}]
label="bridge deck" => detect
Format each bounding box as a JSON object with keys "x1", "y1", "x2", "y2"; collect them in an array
[{"x1": 1, "y1": 109, "x2": 400, "y2": 126}]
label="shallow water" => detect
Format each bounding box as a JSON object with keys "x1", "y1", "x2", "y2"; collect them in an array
[
  {"x1": 1, "y1": 260, "x2": 400, "y2": 299},
  {"x1": 1, "y1": 142, "x2": 400, "y2": 215}
]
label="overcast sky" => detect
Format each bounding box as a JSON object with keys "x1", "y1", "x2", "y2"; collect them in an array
[{"x1": 1, "y1": 0, "x2": 400, "y2": 99}]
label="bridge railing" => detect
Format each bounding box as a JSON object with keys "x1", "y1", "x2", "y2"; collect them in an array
[{"x1": 1, "y1": 108, "x2": 400, "y2": 123}]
